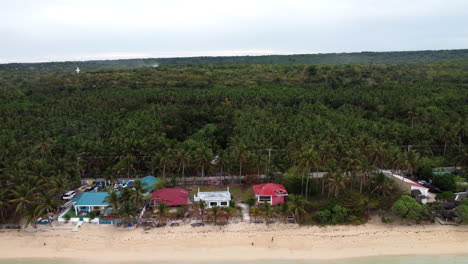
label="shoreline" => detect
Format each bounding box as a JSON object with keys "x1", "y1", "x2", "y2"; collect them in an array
[{"x1": 0, "y1": 222, "x2": 467, "y2": 263}]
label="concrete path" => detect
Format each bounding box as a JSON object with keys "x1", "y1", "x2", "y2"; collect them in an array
[{"x1": 238, "y1": 203, "x2": 250, "y2": 222}]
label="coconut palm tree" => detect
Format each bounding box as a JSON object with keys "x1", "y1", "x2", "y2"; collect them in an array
[
  {"x1": 118, "y1": 202, "x2": 136, "y2": 226},
  {"x1": 249, "y1": 206, "x2": 260, "y2": 223},
  {"x1": 326, "y1": 170, "x2": 347, "y2": 198},
  {"x1": 156, "y1": 202, "x2": 168, "y2": 225},
  {"x1": 104, "y1": 189, "x2": 121, "y2": 215},
  {"x1": 21, "y1": 203, "x2": 44, "y2": 229},
  {"x1": 114, "y1": 154, "x2": 137, "y2": 178},
  {"x1": 197, "y1": 200, "x2": 207, "y2": 223},
  {"x1": 261, "y1": 202, "x2": 273, "y2": 225},
  {"x1": 211, "y1": 206, "x2": 220, "y2": 225},
  {"x1": 251, "y1": 152, "x2": 265, "y2": 183},
  {"x1": 130, "y1": 180, "x2": 148, "y2": 208},
  {"x1": 230, "y1": 139, "x2": 248, "y2": 184},
  {"x1": 158, "y1": 150, "x2": 172, "y2": 181},
  {"x1": 37, "y1": 190, "x2": 60, "y2": 215},
  {"x1": 299, "y1": 149, "x2": 320, "y2": 200},
  {"x1": 287, "y1": 194, "x2": 309, "y2": 223},
  {"x1": 403, "y1": 150, "x2": 420, "y2": 177},
  {"x1": 0, "y1": 189, "x2": 8, "y2": 222},
  {"x1": 176, "y1": 148, "x2": 190, "y2": 185},
  {"x1": 222, "y1": 206, "x2": 234, "y2": 223},
  {"x1": 51, "y1": 175, "x2": 69, "y2": 200},
  {"x1": 10, "y1": 184, "x2": 38, "y2": 214},
  {"x1": 278, "y1": 201, "x2": 290, "y2": 223},
  {"x1": 195, "y1": 146, "x2": 213, "y2": 185},
  {"x1": 371, "y1": 173, "x2": 395, "y2": 197}
]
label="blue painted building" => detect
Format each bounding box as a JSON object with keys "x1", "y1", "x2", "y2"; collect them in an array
[{"x1": 73, "y1": 192, "x2": 109, "y2": 215}]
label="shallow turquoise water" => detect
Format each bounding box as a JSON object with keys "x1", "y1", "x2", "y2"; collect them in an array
[{"x1": 2, "y1": 255, "x2": 468, "y2": 264}]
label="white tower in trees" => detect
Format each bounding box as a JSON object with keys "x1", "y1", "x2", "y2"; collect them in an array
[{"x1": 76, "y1": 67, "x2": 80, "y2": 74}]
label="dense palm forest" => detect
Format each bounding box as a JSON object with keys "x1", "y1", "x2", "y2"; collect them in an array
[
  {"x1": 0, "y1": 51, "x2": 467, "y2": 225},
  {"x1": 2, "y1": 49, "x2": 468, "y2": 73}
]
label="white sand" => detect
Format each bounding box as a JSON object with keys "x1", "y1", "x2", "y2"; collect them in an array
[{"x1": 0, "y1": 221, "x2": 467, "y2": 263}]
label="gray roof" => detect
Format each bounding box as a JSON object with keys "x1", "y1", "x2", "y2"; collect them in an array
[
  {"x1": 455, "y1": 192, "x2": 468, "y2": 202},
  {"x1": 195, "y1": 191, "x2": 231, "y2": 201}
]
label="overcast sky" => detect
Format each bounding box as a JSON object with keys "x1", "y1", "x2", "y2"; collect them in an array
[{"x1": 1, "y1": 0, "x2": 468, "y2": 63}]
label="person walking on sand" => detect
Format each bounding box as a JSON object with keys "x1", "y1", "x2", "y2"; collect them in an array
[{"x1": 271, "y1": 236, "x2": 274, "y2": 242}]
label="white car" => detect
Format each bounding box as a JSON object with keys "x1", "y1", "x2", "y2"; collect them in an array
[{"x1": 62, "y1": 191, "x2": 76, "y2": 200}]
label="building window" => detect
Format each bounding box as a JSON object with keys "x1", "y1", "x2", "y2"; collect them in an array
[
  {"x1": 220, "y1": 202, "x2": 228, "y2": 206},
  {"x1": 210, "y1": 202, "x2": 218, "y2": 207},
  {"x1": 259, "y1": 196, "x2": 271, "y2": 202}
]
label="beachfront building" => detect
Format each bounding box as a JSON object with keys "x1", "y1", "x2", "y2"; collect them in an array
[
  {"x1": 140, "y1": 176, "x2": 157, "y2": 190},
  {"x1": 73, "y1": 192, "x2": 110, "y2": 216},
  {"x1": 383, "y1": 171, "x2": 429, "y2": 203},
  {"x1": 253, "y1": 183, "x2": 288, "y2": 205},
  {"x1": 137, "y1": 176, "x2": 158, "y2": 194},
  {"x1": 193, "y1": 187, "x2": 231, "y2": 208},
  {"x1": 150, "y1": 188, "x2": 189, "y2": 207}
]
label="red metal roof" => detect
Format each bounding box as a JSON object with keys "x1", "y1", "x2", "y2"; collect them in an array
[
  {"x1": 389, "y1": 173, "x2": 428, "y2": 189},
  {"x1": 150, "y1": 188, "x2": 189, "y2": 206},
  {"x1": 253, "y1": 183, "x2": 288, "y2": 196}
]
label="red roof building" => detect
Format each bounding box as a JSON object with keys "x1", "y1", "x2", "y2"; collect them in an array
[
  {"x1": 150, "y1": 188, "x2": 189, "y2": 207},
  {"x1": 252, "y1": 183, "x2": 288, "y2": 205}
]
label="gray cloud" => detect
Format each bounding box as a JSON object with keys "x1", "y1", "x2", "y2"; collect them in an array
[{"x1": 1, "y1": 0, "x2": 468, "y2": 63}]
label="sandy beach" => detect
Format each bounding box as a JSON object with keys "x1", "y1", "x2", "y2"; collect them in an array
[{"x1": 0, "y1": 220, "x2": 467, "y2": 263}]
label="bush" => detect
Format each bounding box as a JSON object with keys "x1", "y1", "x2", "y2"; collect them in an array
[
  {"x1": 391, "y1": 195, "x2": 429, "y2": 223},
  {"x1": 331, "y1": 205, "x2": 349, "y2": 225},
  {"x1": 245, "y1": 197, "x2": 256, "y2": 207},
  {"x1": 454, "y1": 199, "x2": 468, "y2": 224},
  {"x1": 229, "y1": 200, "x2": 236, "y2": 208},
  {"x1": 377, "y1": 209, "x2": 386, "y2": 217},
  {"x1": 432, "y1": 173, "x2": 456, "y2": 192},
  {"x1": 153, "y1": 180, "x2": 168, "y2": 191},
  {"x1": 63, "y1": 214, "x2": 71, "y2": 223},
  {"x1": 315, "y1": 209, "x2": 331, "y2": 224},
  {"x1": 435, "y1": 191, "x2": 455, "y2": 202},
  {"x1": 382, "y1": 216, "x2": 394, "y2": 223},
  {"x1": 315, "y1": 205, "x2": 349, "y2": 225},
  {"x1": 87, "y1": 211, "x2": 96, "y2": 220}
]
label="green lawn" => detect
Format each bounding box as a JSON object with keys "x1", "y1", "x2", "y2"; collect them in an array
[
  {"x1": 62, "y1": 208, "x2": 97, "y2": 219},
  {"x1": 63, "y1": 209, "x2": 79, "y2": 218}
]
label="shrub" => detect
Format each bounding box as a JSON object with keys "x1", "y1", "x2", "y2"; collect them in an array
[
  {"x1": 153, "y1": 180, "x2": 168, "y2": 191},
  {"x1": 435, "y1": 191, "x2": 455, "y2": 202},
  {"x1": 87, "y1": 211, "x2": 96, "y2": 220},
  {"x1": 377, "y1": 209, "x2": 386, "y2": 217},
  {"x1": 229, "y1": 200, "x2": 236, "y2": 208},
  {"x1": 245, "y1": 197, "x2": 256, "y2": 207},
  {"x1": 382, "y1": 216, "x2": 394, "y2": 223},
  {"x1": 63, "y1": 214, "x2": 71, "y2": 223},
  {"x1": 315, "y1": 205, "x2": 349, "y2": 225},
  {"x1": 331, "y1": 205, "x2": 349, "y2": 225},
  {"x1": 391, "y1": 195, "x2": 429, "y2": 223},
  {"x1": 454, "y1": 199, "x2": 468, "y2": 224},
  {"x1": 315, "y1": 209, "x2": 331, "y2": 224},
  {"x1": 432, "y1": 173, "x2": 456, "y2": 192}
]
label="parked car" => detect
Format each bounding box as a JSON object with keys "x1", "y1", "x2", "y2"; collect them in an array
[
  {"x1": 62, "y1": 191, "x2": 76, "y2": 200},
  {"x1": 420, "y1": 183, "x2": 443, "y2": 193},
  {"x1": 429, "y1": 186, "x2": 443, "y2": 194}
]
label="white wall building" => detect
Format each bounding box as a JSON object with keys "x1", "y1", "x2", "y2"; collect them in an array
[
  {"x1": 193, "y1": 187, "x2": 231, "y2": 208},
  {"x1": 382, "y1": 170, "x2": 429, "y2": 203}
]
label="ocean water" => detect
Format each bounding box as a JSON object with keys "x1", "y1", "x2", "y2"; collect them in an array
[{"x1": 1, "y1": 255, "x2": 468, "y2": 264}]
